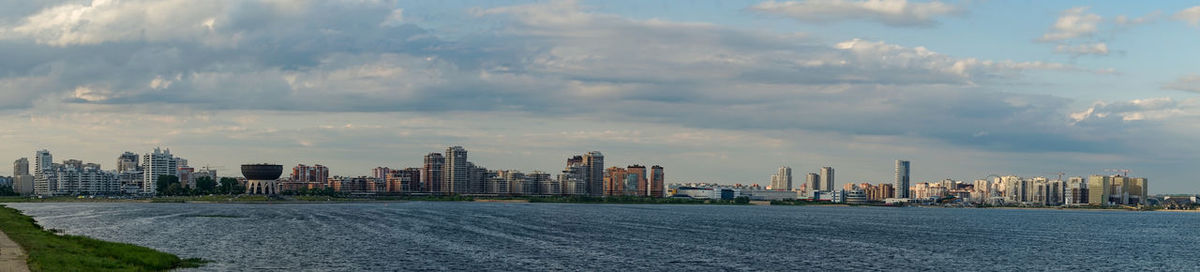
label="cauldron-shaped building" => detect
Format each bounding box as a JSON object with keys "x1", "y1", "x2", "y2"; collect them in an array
[{"x1": 242, "y1": 164, "x2": 283, "y2": 195}]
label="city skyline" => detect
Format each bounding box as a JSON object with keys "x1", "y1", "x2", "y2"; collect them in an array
[
  {"x1": 2, "y1": 145, "x2": 1172, "y2": 195},
  {"x1": 1, "y1": 1, "x2": 1200, "y2": 192}
]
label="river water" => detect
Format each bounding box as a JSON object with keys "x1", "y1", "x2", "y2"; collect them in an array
[{"x1": 7, "y1": 202, "x2": 1198, "y2": 271}]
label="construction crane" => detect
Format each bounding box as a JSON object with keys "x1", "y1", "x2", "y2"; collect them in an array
[{"x1": 1104, "y1": 169, "x2": 1131, "y2": 177}]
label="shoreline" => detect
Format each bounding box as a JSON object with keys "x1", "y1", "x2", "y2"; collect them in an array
[
  {"x1": 0, "y1": 205, "x2": 204, "y2": 271},
  {"x1": 0, "y1": 196, "x2": 1185, "y2": 212}
]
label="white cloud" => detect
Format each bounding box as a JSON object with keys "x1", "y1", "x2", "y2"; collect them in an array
[
  {"x1": 1054, "y1": 42, "x2": 1109, "y2": 56},
  {"x1": 1040, "y1": 7, "x2": 1102, "y2": 41},
  {"x1": 1164, "y1": 74, "x2": 1200, "y2": 93},
  {"x1": 749, "y1": 0, "x2": 960, "y2": 27},
  {"x1": 1176, "y1": 6, "x2": 1200, "y2": 27}
]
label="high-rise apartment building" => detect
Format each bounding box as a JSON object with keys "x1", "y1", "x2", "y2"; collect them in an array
[
  {"x1": 372, "y1": 167, "x2": 391, "y2": 180},
  {"x1": 560, "y1": 156, "x2": 587, "y2": 195},
  {"x1": 13, "y1": 158, "x2": 28, "y2": 176},
  {"x1": 771, "y1": 166, "x2": 792, "y2": 191},
  {"x1": 443, "y1": 146, "x2": 468, "y2": 194},
  {"x1": 116, "y1": 152, "x2": 139, "y2": 173},
  {"x1": 649, "y1": 165, "x2": 664, "y2": 198},
  {"x1": 806, "y1": 173, "x2": 820, "y2": 192},
  {"x1": 603, "y1": 166, "x2": 628, "y2": 196},
  {"x1": 423, "y1": 153, "x2": 444, "y2": 193},
  {"x1": 12, "y1": 158, "x2": 32, "y2": 195},
  {"x1": 34, "y1": 150, "x2": 51, "y2": 176},
  {"x1": 291, "y1": 164, "x2": 329, "y2": 185},
  {"x1": 1087, "y1": 175, "x2": 1110, "y2": 205},
  {"x1": 627, "y1": 165, "x2": 647, "y2": 196},
  {"x1": 141, "y1": 147, "x2": 180, "y2": 194},
  {"x1": 895, "y1": 160, "x2": 910, "y2": 198},
  {"x1": 820, "y1": 167, "x2": 834, "y2": 193},
  {"x1": 584, "y1": 151, "x2": 604, "y2": 196}
]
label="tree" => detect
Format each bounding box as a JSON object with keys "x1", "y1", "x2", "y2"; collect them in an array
[
  {"x1": 194, "y1": 177, "x2": 217, "y2": 193},
  {"x1": 734, "y1": 196, "x2": 751, "y2": 204},
  {"x1": 156, "y1": 175, "x2": 180, "y2": 195},
  {"x1": 218, "y1": 177, "x2": 242, "y2": 194}
]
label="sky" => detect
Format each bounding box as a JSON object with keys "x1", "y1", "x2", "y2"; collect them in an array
[{"x1": 0, "y1": 0, "x2": 1199, "y2": 193}]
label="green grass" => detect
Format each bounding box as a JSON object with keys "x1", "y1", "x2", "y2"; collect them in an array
[{"x1": 0, "y1": 205, "x2": 205, "y2": 271}]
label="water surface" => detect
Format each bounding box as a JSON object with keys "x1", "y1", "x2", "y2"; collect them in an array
[{"x1": 8, "y1": 203, "x2": 1197, "y2": 271}]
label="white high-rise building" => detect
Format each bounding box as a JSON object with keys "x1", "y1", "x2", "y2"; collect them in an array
[
  {"x1": 141, "y1": 147, "x2": 180, "y2": 194},
  {"x1": 33, "y1": 150, "x2": 53, "y2": 195},
  {"x1": 820, "y1": 167, "x2": 834, "y2": 193},
  {"x1": 443, "y1": 146, "x2": 468, "y2": 194},
  {"x1": 770, "y1": 166, "x2": 792, "y2": 191}
]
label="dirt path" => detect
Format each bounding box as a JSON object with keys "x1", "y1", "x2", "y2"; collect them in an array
[{"x1": 0, "y1": 229, "x2": 29, "y2": 272}]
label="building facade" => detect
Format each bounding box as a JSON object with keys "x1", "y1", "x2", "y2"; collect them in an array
[{"x1": 895, "y1": 160, "x2": 910, "y2": 199}]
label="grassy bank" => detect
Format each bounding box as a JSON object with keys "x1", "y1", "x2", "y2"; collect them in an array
[{"x1": 0, "y1": 205, "x2": 204, "y2": 271}]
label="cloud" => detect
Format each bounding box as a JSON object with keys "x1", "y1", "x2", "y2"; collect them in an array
[
  {"x1": 1176, "y1": 6, "x2": 1200, "y2": 27},
  {"x1": 1, "y1": 0, "x2": 1186, "y2": 186},
  {"x1": 1070, "y1": 98, "x2": 1186, "y2": 126},
  {"x1": 748, "y1": 0, "x2": 961, "y2": 27},
  {"x1": 1054, "y1": 42, "x2": 1109, "y2": 56},
  {"x1": 1164, "y1": 75, "x2": 1200, "y2": 93},
  {"x1": 1040, "y1": 7, "x2": 1101, "y2": 41},
  {"x1": 1114, "y1": 11, "x2": 1162, "y2": 26}
]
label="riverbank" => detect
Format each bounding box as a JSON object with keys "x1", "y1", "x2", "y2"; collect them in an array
[{"x1": 0, "y1": 205, "x2": 204, "y2": 271}]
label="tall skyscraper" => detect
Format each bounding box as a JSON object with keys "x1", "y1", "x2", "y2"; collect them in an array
[
  {"x1": 895, "y1": 160, "x2": 910, "y2": 199},
  {"x1": 13, "y1": 158, "x2": 28, "y2": 176},
  {"x1": 34, "y1": 150, "x2": 52, "y2": 176},
  {"x1": 142, "y1": 147, "x2": 180, "y2": 194},
  {"x1": 423, "y1": 153, "x2": 444, "y2": 192},
  {"x1": 1087, "y1": 175, "x2": 1110, "y2": 205},
  {"x1": 820, "y1": 167, "x2": 834, "y2": 193},
  {"x1": 583, "y1": 151, "x2": 604, "y2": 196},
  {"x1": 649, "y1": 165, "x2": 664, "y2": 198},
  {"x1": 560, "y1": 155, "x2": 587, "y2": 195},
  {"x1": 807, "y1": 173, "x2": 819, "y2": 192},
  {"x1": 627, "y1": 165, "x2": 647, "y2": 196},
  {"x1": 443, "y1": 146, "x2": 468, "y2": 194},
  {"x1": 771, "y1": 166, "x2": 792, "y2": 191},
  {"x1": 116, "y1": 152, "x2": 139, "y2": 173}
]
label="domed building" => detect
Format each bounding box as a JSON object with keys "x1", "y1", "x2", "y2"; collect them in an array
[{"x1": 242, "y1": 164, "x2": 283, "y2": 195}]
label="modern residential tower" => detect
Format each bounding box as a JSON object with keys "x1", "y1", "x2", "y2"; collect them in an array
[{"x1": 895, "y1": 160, "x2": 910, "y2": 199}]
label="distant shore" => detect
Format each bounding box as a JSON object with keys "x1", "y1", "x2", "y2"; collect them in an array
[{"x1": 0, "y1": 196, "x2": 1186, "y2": 212}]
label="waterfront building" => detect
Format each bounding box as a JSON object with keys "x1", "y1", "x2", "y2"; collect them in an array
[
  {"x1": 141, "y1": 148, "x2": 181, "y2": 194},
  {"x1": 33, "y1": 150, "x2": 52, "y2": 195},
  {"x1": 116, "y1": 152, "x2": 139, "y2": 173},
  {"x1": 560, "y1": 155, "x2": 587, "y2": 195},
  {"x1": 328, "y1": 176, "x2": 378, "y2": 194},
  {"x1": 243, "y1": 164, "x2": 283, "y2": 195},
  {"x1": 603, "y1": 167, "x2": 629, "y2": 196},
  {"x1": 1087, "y1": 175, "x2": 1111, "y2": 205},
  {"x1": 1065, "y1": 177, "x2": 1087, "y2": 205},
  {"x1": 821, "y1": 167, "x2": 834, "y2": 193},
  {"x1": 372, "y1": 167, "x2": 391, "y2": 180},
  {"x1": 770, "y1": 166, "x2": 792, "y2": 191},
  {"x1": 291, "y1": 164, "x2": 329, "y2": 184},
  {"x1": 423, "y1": 153, "x2": 444, "y2": 192},
  {"x1": 12, "y1": 158, "x2": 32, "y2": 195},
  {"x1": 806, "y1": 173, "x2": 819, "y2": 192},
  {"x1": 649, "y1": 166, "x2": 664, "y2": 198},
  {"x1": 13, "y1": 158, "x2": 28, "y2": 176},
  {"x1": 467, "y1": 162, "x2": 489, "y2": 194},
  {"x1": 627, "y1": 165, "x2": 648, "y2": 196},
  {"x1": 583, "y1": 151, "x2": 604, "y2": 196},
  {"x1": 386, "y1": 168, "x2": 421, "y2": 193},
  {"x1": 443, "y1": 146, "x2": 468, "y2": 194},
  {"x1": 895, "y1": 160, "x2": 910, "y2": 198}
]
